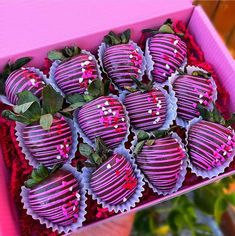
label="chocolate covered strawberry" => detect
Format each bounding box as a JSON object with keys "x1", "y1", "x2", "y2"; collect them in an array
[
  {"x1": 48, "y1": 46, "x2": 101, "y2": 96},
  {"x1": 0, "y1": 57, "x2": 46, "y2": 105},
  {"x1": 2, "y1": 85, "x2": 78, "y2": 168},
  {"x1": 123, "y1": 80, "x2": 176, "y2": 132},
  {"x1": 145, "y1": 19, "x2": 187, "y2": 83},
  {"x1": 134, "y1": 130, "x2": 187, "y2": 195},
  {"x1": 80, "y1": 138, "x2": 144, "y2": 212},
  {"x1": 171, "y1": 67, "x2": 217, "y2": 123},
  {"x1": 187, "y1": 106, "x2": 235, "y2": 178},
  {"x1": 21, "y1": 164, "x2": 86, "y2": 233},
  {"x1": 70, "y1": 79, "x2": 128, "y2": 149},
  {"x1": 98, "y1": 29, "x2": 145, "y2": 89}
]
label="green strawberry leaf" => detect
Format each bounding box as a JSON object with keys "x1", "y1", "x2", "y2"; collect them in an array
[
  {"x1": 48, "y1": 50, "x2": 65, "y2": 61},
  {"x1": 1, "y1": 110, "x2": 30, "y2": 124},
  {"x1": 13, "y1": 101, "x2": 35, "y2": 114},
  {"x1": 40, "y1": 114, "x2": 53, "y2": 130},
  {"x1": 133, "y1": 140, "x2": 145, "y2": 156},
  {"x1": 58, "y1": 111, "x2": 73, "y2": 119},
  {"x1": 95, "y1": 137, "x2": 111, "y2": 160},
  {"x1": 62, "y1": 102, "x2": 86, "y2": 112},
  {"x1": 104, "y1": 79, "x2": 111, "y2": 96},
  {"x1": 120, "y1": 29, "x2": 131, "y2": 44},
  {"x1": 25, "y1": 178, "x2": 37, "y2": 188},
  {"x1": 50, "y1": 163, "x2": 63, "y2": 175},
  {"x1": 79, "y1": 143, "x2": 94, "y2": 158},
  {"x1": 152, "y1": 130, "x2": 169, "y2": 139},
  {"x1": 137, "y1": 130, "x2": 149, "y2": 142},
  {"x1": 145, "y1": 139, "x2": 155, "y2": 146},
  {"x1": 124, "y1": 86, "x2": 137, "y2": 93},
  {"x1": 191, "y1": 71, "x2": 211, "y2": 79},
  {"x1": 159, "y1": 24, "x2": 175, "y2": 34},
  {"x1": 17, "y1": 90, "x2": 40, "y2": 105},
  {"x1": 91, "y1": 153, "x2": 103, "y2": 165},
  {"x1": 84, "y1": 161, "x2": 97, "y2": 168},
  {"x1": 42, "y1": 85, "x2": 64, "y2": 115},
  {"x1": 10, "y1": 57, "x2": 32, "y2": 71},
  {"x1": 88, "y1": 79, "x2": 104, "y2": 98},
  {"x1": 66, "y1": 93, "x2": 86, "y2": 104},
  {"x1": 104, "y1": 30, "x2": 130, "y2": 45},
  {"x1": 20, "y1": 101, "x2": 41, "y2": 123},
  {"x1": 83, "y1": 94, "x2": 95, "y2": 102}
]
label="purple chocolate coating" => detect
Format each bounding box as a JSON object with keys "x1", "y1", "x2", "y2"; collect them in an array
[
  {"x1": 54, "y1": 54, "x2": 99, "y2": 95},
  {"x1": 188, "y1": 120, "x2": 235, "y2": 171},
  {"x1": 78, "y1": 96, "x2": 128, "y2": 149},
  {"x1": 28, "y1": 169, "x2": 81, "y2": 226},
  {"x1": 136, "y1": 137, "x2": 185, "y2": 194},
  {"x1": 90, "y1": 154, "x2": 137, "y2": 205},
  {"x1": 5, "y1": 68, "x2": 45, "y2": 105},
  {"x1": 149, "y1": 33, "x2": 186, "y2": 83},
  {"x1": 103, "y1": 43, "x2": 143, "y2": 89},
  {"x1": 124, "y1": 89, "x2": 167, "y2": 131},
  {"x1": 22, "y1": 117, "x2": 73, "y2": 168},
  {"x1": 173, "y1": 75, "x2": 215, "y2": 121}
]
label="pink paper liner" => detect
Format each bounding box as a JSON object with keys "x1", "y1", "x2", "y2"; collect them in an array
[
  {"x1": 98, "y1": 40, "x2": 146, "y2": 93},
  {"x1": 169, "y1": 65, "x2": 218, "y2": 127},
  {"x1": 48, "y1": 50, "x2": 103, "y2": 97},
  {"x1": 20, "y1": 164, "x2": 87, "y2": 234},
  {"x1": 15, "y1": 115, "x2": 78, "y2": 168},
  {"x1": 145, "y1": 38, "x2": 187, "y2": 86},
  {"x1": 134, "y1": 132, "x2": 188, "y2": 196},
  {"x1": 82, "y1": 146, "x2": 145, "y2": 213},
  {"x1": 73, "y1": 94, "x2": 131, "y2": 150},
  {"x1": 124, "y1": 84, "x2": 177, "y2": 153},
  {"x1": 185, "y1": 117, "x2": 235, "y2": 179},
  {"x1": 0, "y1": 67, "x2": 48, "y2": 106}
]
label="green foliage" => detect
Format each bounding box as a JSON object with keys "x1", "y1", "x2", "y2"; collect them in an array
[
  {"x1": 104, "y1": 29, "x2": 131, "y2": 45},
  {"x1": 48, "y1": 46, "x2": 81, "y2": 61}
]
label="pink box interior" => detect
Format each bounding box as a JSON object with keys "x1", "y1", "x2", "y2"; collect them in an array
[{"x1": 0, "y1": 0, "x2": 235, "y2": 234}]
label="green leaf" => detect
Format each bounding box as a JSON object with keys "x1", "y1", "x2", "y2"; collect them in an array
[
  {"x1": 133, "y1": 140, "x2": 145, "y2": 156},
  {"x1": 124, "y1": 86, "x2": 137, "y2": 93},
  {"x1": 13, "y1": 101, "x2": 35, "y2": 114},
  {"x1": 79, "y1": 143, "x2": 94, "y2": 158},
  {"x1": 17, "y1": 90, "x2": 40, "y2": 105},
  {"x1": 95, "y1": 137, "x2": 110, "y2": 161},
  {"x1": 104, "y1": 31, "x2": 122, "y2": 45},
  {"x1": 192, "y1": 71, "x2": 210, "y2": 79},
  {"x1": 11, "y1": 57, "x2": 32, "y2": 71},
  {"x1": 120, "y1": 29, "x2": 131, "y2": 44},
  {"x1": 25, "y1": 178, "x2": 37, "y2": 188},
  {"x1": 225, "y1": 113, "x2": 235, "y2": 126},
  {"x1": 197, "y1": 104, "x2": 212, "y2": 121},
  {"x1": 40, "y1": 114, "x2": 53, "y2": 130},
  {"x1": 152, "y1": 130, "x2": 169, "y2": 139},
  {"x1": 137, "y1": 130, "x2": 149, "y2": 142},
  {"x1": 62, "y1": 102, "x2": 86, "y2": 112},
  {"x1": 1, "y1": 110, "x2": 30, "y2": 124},
  {"x1": 20, "y1": 101, "x2": 41, "y2": 123},
  {"x1": 145, "y1": 139, "x2": 155, "y2": 146},
  {"x1": 104, "y1": 79, "x2": 111, "y2": 96},
  {"x1": 48, "y1": 50, "x2": 65, "y2": 61},
  {"x1": 214, "y1": 197, "x2": 227, "y2": 223},
  {"x1": 84, "y1": 161, "x2": 96, "y2": 168},
  {"x1": 168, "y1": 209, "x2": 183, "y2": 232},
  {"x1": 88, "y1": 79, "x2": 104, "y2": 98},
  {"x1": 37, "y1": 164, "x2": 50, "y2": 178},
  {"x1": 91, "y1": 153, "x2": 103, "y2": 165},
  {"x1": 83, "y1": 94, "x2": 95, "y2": 102},
  {"x1": 66, "y1": 93, "x2": 86, "y2": 104},
  {"x1": 58, "y1": 111, "x2": 73, "y2": 119},
  {"x1": 31, "y1": 170, "x2": 43, "y2": 182},
  {"x1": 42, "y1": 85, "x2": 64, "y2": 115}
]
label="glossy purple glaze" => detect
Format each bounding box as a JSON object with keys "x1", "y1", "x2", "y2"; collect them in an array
[
  {"x1": 124, "y1": 89, "x2": 167, "y2": 131},
  {"x1": 5, "y1": 68, "x2": 46, "y2": 105},
  {"x1": 173, "y1": 75, "x2": 216, "y2": 121},
  {"x1": 149, "y1": 33, "x2": 187, "y2": 83},
  {"x1": 77, "y1": 96, "x2": 128, "y2": 149},
  {"x1": 136, "y1": 136, "x2": 186, "y2": 194},
  {"x1": 22, "y1": 117, "x2": 73, "y2": 168},
  {"x1": 54, "y1": 54, "x2": 99, "y2": 95},
  {"x1": 90, "y1": 154, "x2": 137, "y2": 205},
  {"x1": 103, "y1": 43, "x2": 143, "y2": 89},
  {"x1": 188, "y1": 120, "x2": 235, "y2": 171},
  {"x1": 28, "y1": 169, "x2": 81, "y2": 226}
]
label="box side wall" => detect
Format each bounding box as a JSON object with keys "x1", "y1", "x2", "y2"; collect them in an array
[{"x1": 188, "y1": 6, "x2": 235, "y2": 111}]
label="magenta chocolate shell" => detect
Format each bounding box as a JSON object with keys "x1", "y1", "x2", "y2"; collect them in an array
[
  {"x1": 49, "y1": 51, "x2": 101, "y2": 96},
  {"x1": 99, "y1": 41, "x2": 145, "y2": 90},
  {"x1": 123, "y1": 86, "x2": 177, "y2": 132},
  {"x1": 16, "y1": 116, "x2": 78, "y2": 168},
  {"x1": 21, "y1": 165, "x2": 87, "y2": 233},
  {"x1": 186, "y1": 118, "x2": 235, "y2": 178},
  {"x1": 75, "y1": 96, "x2": 129, "y2": 149},
  {"x1": 135, "y1": 134, "x2": 187, "y2": 195},
  {"x1": 5, "y1": 67, "x2": 47, "y2": 105},
  {"x1": 146, "y1": 34, "x2": 186, "y2": 84},
  {"x1": 82, "y1": 151, "x2": 144, "y2": 212}
]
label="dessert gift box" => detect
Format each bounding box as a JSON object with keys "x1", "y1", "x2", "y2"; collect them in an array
[{"x1": 0, "y1": 0, "x2": 235, "y2": 235}]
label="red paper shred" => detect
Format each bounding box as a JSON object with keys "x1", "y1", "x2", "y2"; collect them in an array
[{"x1": 0, "y1": 20, "x2": 232, "y2": 235}]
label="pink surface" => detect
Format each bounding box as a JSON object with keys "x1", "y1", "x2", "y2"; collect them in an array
[{"x1": 0, "y1": 0, "x2": 235, "y2": 235}]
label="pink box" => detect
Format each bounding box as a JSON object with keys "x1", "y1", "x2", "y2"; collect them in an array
[{"x1": 0, "y1": 0, "x2": 235, "y2": 234}]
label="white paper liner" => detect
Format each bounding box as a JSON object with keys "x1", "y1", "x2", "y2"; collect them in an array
[
  {"x1": 98, "y1": 40, "x2": 146, "y2": 93},
  {"x1": 123, "y1": 84, "x2": 177, "y2": 153},
  {"x1": 21, "y1": 164, "x2": 87, "y2": 234},
  {"x1": 169, "y1": 65, "x2": 218, "y2": 128},
  {"x1": 82, "y1": 145, "x2": 145, "y2": 213},
  {"x1": 48, "y1": 50, "x2": 103, "y2": 97},
  {"x1": 185, "y1": 117, "x2": 235, "y2": 179},
  {"x1": 0, "y1": 67, "x2": 48, "y2": 106},
  {"x1": 73, "y1": 94, "x2": 131, "y2": 150},
  {"x1": 134, "y1": 132, "x2": 188, "y2": 196},
  {"x1": 145, "y1": 38, "x2": 187, "y2": 87},
  {"x1": 15, "y1": 115, "x2": 78, "y2": 168}
]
